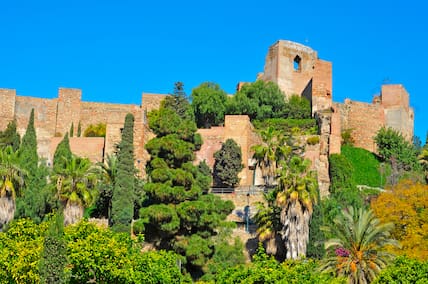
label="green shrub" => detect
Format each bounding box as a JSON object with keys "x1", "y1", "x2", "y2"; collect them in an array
[
  {"x1": 306, "y1": 136, "x2": 320, "y2": 145},
  {"x1": 253, "y1": 118, "x2": 318, "y2": 135},
  {"x1": 83, "y1": 123, "x2": 106, "y2": 137}
]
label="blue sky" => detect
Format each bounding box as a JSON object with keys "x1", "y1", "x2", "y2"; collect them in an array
[{"x1": 1, "y1": 1, "x2": 427, "y2": 142}]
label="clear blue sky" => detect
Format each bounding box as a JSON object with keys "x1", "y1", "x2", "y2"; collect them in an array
[{"x1": 1, "y1": 1, "x2": 427, "y2": 142}]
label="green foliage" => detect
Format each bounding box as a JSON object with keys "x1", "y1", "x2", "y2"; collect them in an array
[
  {"x1": 306, "y1": 135, "x2": 320, "y2": 145},
  {"x1": 215, "y1": 245, "x2": 344, "y2": 283},
  {"x1": 373, "y1": 256, "x2": 428, "y2": 283},
  {"x1": 284, "y1": 95, "x2": 311, "y2": 119},
  {"x1": 39, "y1": 213, "x2": 69, "y2": 283},
  {"x1": 341, "y1": 128, "x2": 355, "y2": 146},
  {"x1": 69, "y1": 122, "x2": 74, "y2": 138},
  {"x1": 83, "y1": 122, "x2": 106, "y2": 137},
  {"x1": 341, "y1": 145, "x2": 387, "y2": 187},
  {"x1": 0, "y1": 119, "x2": 20, "y2": 151},
  {"x1": 226, "y1": 80, "x2": 287, "y2": 121},
  {"x1": 213, "y1": 139, "x2": 244, "y2": 187},
  {"x1": 307, "y1": 201, "x2": 326, "y2": 259},
  {"x1": 329, "y1": 153, "x2": 355, "y2": 193},
  {"x1": 0, "y1": 218, "x2": 188, "y2": 283},
  {"x1": 252, "y1": 118, "x2": 318, "y2": 135},
  {"x1": 141, "y1": 96, "x2": 236, "y2": 278},
  {"x1": 77, "y1": 121, "x2": 81, "y2": 137},
  {"x1": 164, "y1": 81, "x2": 194, "y2": 121},
  {"x1": 53, "y1": 134, "x2": 72, "y2": 173},
  {"x1": 375, "y1": 127, "x2": 420, "y2": 172},
  {"x1": 111, "y1": 113, "x2": 135, "y2": 233},
  {"x1": 320, "y1": 206, "x2": 399, "y2": 284},
  {"x1": 20, "y1": 109, "x2": 38, "y2": 172},
  {"x1": 191, "y1": 82, "x2": 227, "y2": 128}
]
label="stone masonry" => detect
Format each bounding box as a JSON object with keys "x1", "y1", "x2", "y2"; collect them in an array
[{"x1": 0, "y1": 40, "x2": 414, "y2": 197}]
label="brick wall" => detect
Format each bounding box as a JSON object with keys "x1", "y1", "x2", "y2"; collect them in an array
[
  {"x1": 0, "y1": 89, "x2": 16, "y2": 130},
  {"x1": 50, "y1": 137, "x2": 105, "y2": 164}
]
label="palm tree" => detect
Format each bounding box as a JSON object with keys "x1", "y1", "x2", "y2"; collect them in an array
[
  {"x1": 93, "y1": 154, "x2": 118, "y2": 219},
  {"x1": 276, "y1": 156, "x2": 318, "y2": 259},
  {"x1": 251, "y1": 127, "x2": 291, "y2": 186},
  {"x1": 320, "y1": 206, "x2": 399, "y2": 284},
  {"x1": 0, "y1": 146, "x2": 26, "y2": 229},
  {"x1": 253, "y1": 190, "x2": 285, "y2": 258},
  {"x1": 52, "y1": 155, "x2": 98, "y2": 225}
]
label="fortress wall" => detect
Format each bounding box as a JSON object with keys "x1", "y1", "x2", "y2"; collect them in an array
[
  {"x1": 381, "y1": 84, "x2": 410, "y2": 109},
  {"x1": 50, "y1": 137, "x2": 105, "y2": 164},
  {"x1": 14, "y1": 96, "x2": 58, "y2": 159},
  {"x1": 340, "y1": 100, "x2": 385, "y2": 152},
  {"x1": 141, "y1": 93, "x2": 167, "y2": 114},
  {"x1": 0, "y1": 89, "x2": 16, "y2": 130},
  {"x1": 330, "y1": 104, "x2": 342, "y2": 154},
  {"x1": 56, "y1": 88, "x2": 82, "y2": 137},
  {"x1": 196, "y1": 127, "x2": 225, "y2": 168},
  {"x1": 312, "y1": 59, "x2": 333, "y2": 114}
]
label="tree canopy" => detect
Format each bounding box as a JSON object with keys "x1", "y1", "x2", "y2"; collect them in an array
[{"x1": 213, "y1": 138, "x2": 244, "y2": 188}]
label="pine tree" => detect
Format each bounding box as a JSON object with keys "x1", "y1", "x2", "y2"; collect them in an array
[
  {"x1": 111, "y1": 113, "x2": 135, "y2": 233},
  {"x1": 39, "y1": 212, "x2": 69, "y2": 283},
  {"x1": 0, "y1": 119, "x2": 20, "y2": 151}
]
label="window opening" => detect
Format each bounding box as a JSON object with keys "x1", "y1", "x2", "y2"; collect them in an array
[{"x1": 293, "y1": 55, "x2": 301, "y2": 72}]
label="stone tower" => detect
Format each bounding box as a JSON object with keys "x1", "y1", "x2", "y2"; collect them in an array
[{"x1": 258, "y1": 40, "x2": 333, "y2": 115}]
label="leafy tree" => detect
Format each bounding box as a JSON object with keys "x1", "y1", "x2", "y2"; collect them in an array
[
  {"x1": 83, "y1": 122, "x2": 106, "y2": 137},
  {"x1": 39, "y1": 212, "x2": 69, "y2": 283},
  {"x1": 284, "y1": 95, "x2": 311, "y2": 119},
  {"x1": 137, "y1": 96, "x2": 235, "y2": 278},
  {"x1": 0, "y1": 146, "x2": 26, "y2": 230},
  {"x1": 51, "y1": 156, "x2": 98, "y2": 225},
  {"x1": 307, "y1": 200, "x2": 326, "y2": 259},
  {"x1": 0, "y1": 119, "x2": 20, "y2": 151},
  {"x1": 374, "y1": 127, "x2": 420, "y2": 181},
  {"x1": 276, "y1": 156, "x2": 318, "y2": 259},
  {"x1": 371, "y1": 180, "x2": 428, "y2": 260},
  {"x1": 19, "y1": 109, "x2": 38, "y2": 172},
  {"x1": 373, "y1": 256, "x2": 428, "y2": 284},
  {"x1": 111, "y1": 113, "x2": 135, "y2": 233},
  {"x1": 53, "y1": 133, "x2": 72, "y2": 173},
  {"x1": 213, "y1": 139, "x2": 244, "y2": 187},
  {"x1": 191, "y1": 82, "x2": 227, "y2": 128},
  {"x1": 215, "y1": 244, "x2": 344, "y2": 284},
  {"x1": 227, "y1": 80, "x2": 287, "y2": 121},
  {"x1": 320, "y1": 206, "x2": 399, "y2": 284}
]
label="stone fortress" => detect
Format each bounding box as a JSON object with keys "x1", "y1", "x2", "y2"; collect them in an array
[{"x1": 0, "y1": 40, "x2": 414, "y2": 196}]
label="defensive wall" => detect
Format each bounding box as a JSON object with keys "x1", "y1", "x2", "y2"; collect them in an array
[{"x1": 0, "y1": 40, "x2": 414, "y2": 198}]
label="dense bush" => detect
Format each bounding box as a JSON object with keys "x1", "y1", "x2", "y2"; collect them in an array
[
  {"x1": 83, "y1": 123, "x2": 106, "y2": 137},
  {"x1": 373, "y1": 256, "x2": 428, "y2": 283},
  {"x1": 341, "y1": 145, "x2": 387, "y2": 187},
  {"x1": 252, "y1": 118, "x2": 318, "y2": 135}
]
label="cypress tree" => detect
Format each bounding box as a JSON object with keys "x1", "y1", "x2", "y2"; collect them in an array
[
  {"x1": 111, "y1": 113, "x2": 135, "y2": 233},
  {"x1": 20, "y1": 109, "x2": 38, "y2": 172},
  {"x1": 77, "y1": 121, "x2": 82, "y2": 137},
  {"x1": 0, "y1": 119, "x2": 21, "y2": 151},
  {"x1": 69, "y1": 122, "x2": 74, "y2": 137},
  {"x1": 39, "y1": 212, "x2": 69, "y2": 283},
  {"x1": 16, "y1": 109, "x2": 51, "y2": 223},
  {"x1": 53, "y1": 133, "x2": 72, "y2": 172}
]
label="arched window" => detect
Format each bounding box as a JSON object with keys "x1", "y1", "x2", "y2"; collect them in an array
[{"x1": 293, "y1": 55, "x2": 301, "y2": 72}]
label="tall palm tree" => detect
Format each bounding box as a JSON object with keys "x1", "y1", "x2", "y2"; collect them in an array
[
  {"x1": 251, "y1": 127, "x2": 291, "y2": 186},
  {"x1": 0, "y1": 146, "x2": 26, "y2": 229},
  {"x1": 320, "y1": 206, "x2": 399, "y2": 284},
  {"x1": 52, "y1": 155, "x2": 98, "y2": 225},
  {"x1": 276, "y1": 156, "x2": 318, "y2": 259},
  {"x1": 253, "y1": 190, "x2": 285, "y2": 258}
]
